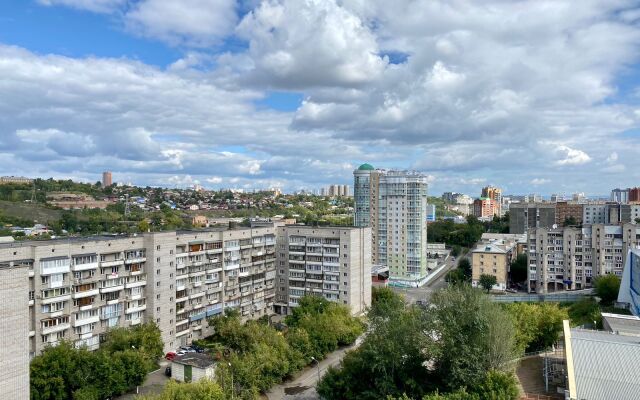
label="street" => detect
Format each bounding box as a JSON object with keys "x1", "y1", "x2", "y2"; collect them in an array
[
  {"x1": 265, "y1": 337, "x2": 364, "y2": 400},
  {"x1": 390, "y1": 252, "x2": 462, "y2": 303}
]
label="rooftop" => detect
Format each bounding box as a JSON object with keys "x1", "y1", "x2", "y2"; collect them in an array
[
  {"x1": 567, "y1": 327, "x2": 640, "y2": 400},
  {"x1": 602, "y1": 313, "x2": 640, "y2": 337},
  {"x1": 357, "y1": 163, "x2": 374, "y2": 170},
  {"x1": 172, "y1": 353, "x2": 216, "y2": 369}
]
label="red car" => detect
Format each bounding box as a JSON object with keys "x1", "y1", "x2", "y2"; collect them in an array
[{"x1": 165, "y1": 352, "x2": 177, "y2": 361}]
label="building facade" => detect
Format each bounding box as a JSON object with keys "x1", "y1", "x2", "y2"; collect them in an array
[
  {"x1": 473, "y1": 197, "x2": 498, "y2": 218},
  {"x1": 471, "y1": 243, "x2": 512, "y2": 291},
  {"x1": 275, "y1": 226, "x2": 372, "y2": 316},
  {"x1": 102, "y1": 171, "x2": 112, "y2": 187},
  {"x1": 611, "y1": 188, "x2": 630, "y2": 203},
  {"x1": 0, "y1": 262, "x2": 30, "y2": 399},
  {"x1": 0, "y1": 226, "x2": 280, "y2": 358},
  {"x1": 509, "y1": 203, "x2": 556, "y2": 234},
  {"x1": 556, "y1": 201, "x2": 584, "y2": 226},
  {"x1": 354, "y1": 164, "x2": 430, "y2": 282},
  {"x1": 527, "y1": 224, "x2": 640, "y2": 293},
  {"x1": 481, "y1": 186, "x2": 502, "y2": 215}
]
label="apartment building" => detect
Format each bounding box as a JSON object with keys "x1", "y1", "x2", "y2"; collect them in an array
[
  {"x1": 354, "y1": 164, "x2": 430, "y2": 283},
  {"x1": 274, "y1": 226, "x2": 372, "y2": 316},
  {"x1": 471, "y1": 233, "x2": 524, "y2": 291},
  {"x1": 481, "y1": 186, "x2": 502, "y2": 215},
  {"x1": 555, "y1": 201, "x2": 584, "y2": 226},
  {"x1": 473, "y1": 197, "x2": 498, "y2": 219},
  {"x1": 509, "y1": 203, "x2": 556, "y2": 234},
  {"x1": 527, "y1": 224, "x2": 640, "y2": 293},
  {"x1": 611, "y1": 188, "x2": 629, "y2": 203},
  {"x1": 0, "y1": 226, "x2": 279, "y2": 357},
  {"x1": 0, "y1": 262, "x2": 30, "y2": 398}
]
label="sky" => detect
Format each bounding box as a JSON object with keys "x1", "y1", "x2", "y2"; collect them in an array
[{"x1": 1, "y1": 0, "x2": 640, "y2": 196}]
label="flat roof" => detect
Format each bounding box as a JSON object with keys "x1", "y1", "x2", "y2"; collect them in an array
[
  {"x1": 172, "y1": 353, "x2": 216, "y2": 369},
  {"x1": 569, "y1": 328, "x2": 640, "y2": 400},
  {"x1": 602, "y1": 313, "x2": 640, "y2": 337}
]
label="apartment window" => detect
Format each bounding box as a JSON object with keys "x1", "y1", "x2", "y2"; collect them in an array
[
  {"x1": 157, "y1": 294, "x2": 160, "y2": 300},
  {"x1": 156, "y1": 282, "x2": 160, "y2": 287},
  {"x1": 156, "y1": 318, "x2": 160, "y2": 324},
  {"x1": 157, "y1": 245, "x2": 161, "y2": 250},
  {"x1": 343, "y1": 272, "x2": 348, "y2": 276},
  {"x1": 157, "y1": 257, "x2": 160, "y2": 263},
  {"x1": 156, "y1": 307, "x2": 160, "y2": 312},
  {"x1": 157, "y1": 269, "x2": 160, "y2": 275},
  {"x1": 170, "y1": 262, "x2": 173, "y2": 267},
  {"x1": 170, "y1": 250, "x2": 173, "y2": 254}
]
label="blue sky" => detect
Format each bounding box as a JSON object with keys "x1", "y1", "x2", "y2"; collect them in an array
[{"x1": 0, "y1": 0, "x2": 639, "y2": 196}]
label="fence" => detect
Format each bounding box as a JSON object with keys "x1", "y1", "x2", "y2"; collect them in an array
[{"x1": 491, "y1": 291, "x2": 592, "y2": 303}]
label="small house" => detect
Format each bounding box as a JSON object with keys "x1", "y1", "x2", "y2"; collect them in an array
[{"x1": 171, "y1": 353, "x2": 216, "y2": 383}]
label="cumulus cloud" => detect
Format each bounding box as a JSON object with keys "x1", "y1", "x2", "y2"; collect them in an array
[
  {"x1": 37, "y1": 0, "x2": 126, "y2": 13},
  {"x1": 531, "y1": 178, "x2": 550, "y2": 185},
  {"x1": 555, "y1": 145, "x2": 592, "y2": 166},
  {"x1": 125, "y1": 0, "x2": 238, "y2": 46},
  {"x1": 233, "y1": 0, "x2": 387, "y2": 88}
]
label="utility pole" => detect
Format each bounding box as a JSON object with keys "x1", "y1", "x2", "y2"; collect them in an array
[{"x1": 124, "y1": 194, "x2": 131, "y2": 219}]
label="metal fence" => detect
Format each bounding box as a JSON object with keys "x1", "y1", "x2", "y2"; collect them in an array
[{"x1": 491, "y1": 291, "x2": 592, "y2": 303}]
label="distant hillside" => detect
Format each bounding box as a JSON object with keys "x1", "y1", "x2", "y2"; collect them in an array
[{"x1": 0, "y1": 200, "x2": 62, "y2": 225}]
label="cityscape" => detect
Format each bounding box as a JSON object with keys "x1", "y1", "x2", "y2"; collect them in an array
[{"x1": 1, "y1": 1, "x2": 640, "y2": 400}]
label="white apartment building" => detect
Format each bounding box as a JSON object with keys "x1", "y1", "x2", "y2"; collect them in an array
[
  {"x1": 275, "y1": 226, "x2": 372, "y2": 316},
  {"x1": 0, "y1": 226, "x2": 279, "y2": 357},
  {"x1": 527, "y1": 224, "x2": 640, "y2": 293},
  {"x1": 354, "y1": 164, "x2": 430, "y2": 283}
]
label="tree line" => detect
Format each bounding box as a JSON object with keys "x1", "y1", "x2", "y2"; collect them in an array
[{"x1": 30, "y1": 323, "x2": 164, "y2": 400}]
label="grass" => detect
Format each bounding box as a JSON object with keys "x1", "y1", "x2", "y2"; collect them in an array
[{"x1": 0, "y1": 200, "x2": 62, "y2": 225}]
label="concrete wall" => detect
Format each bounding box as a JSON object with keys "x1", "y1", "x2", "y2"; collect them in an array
[{"x1": 0, "y1": 264, "x2": 29, "y2": 399}]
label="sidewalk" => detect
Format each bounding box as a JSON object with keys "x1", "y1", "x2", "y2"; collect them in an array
[{"x1": 266, "y1": 338, "x2": 363, "y2": 400}]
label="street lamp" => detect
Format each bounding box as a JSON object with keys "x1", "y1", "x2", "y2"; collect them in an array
[
  {"x1": 311, "y1": 357, "x2": 320, "y2": 382},
  {"x1": 228, "y1": 362, "x2": 234, "y2": 400}
]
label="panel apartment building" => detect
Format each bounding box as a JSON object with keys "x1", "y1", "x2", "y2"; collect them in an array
[
  {"x1": 274, "y1": 226, "x2": 371, "y2": 316},
  {"x1": 527, "y1": 223, "x2": 640, "y2": 293},
  {"x1": 354, "y1": 164, "x2": 430, "y2": 283},
  {"x1": 0, "y1": 224, "x2": 372, "y2": 366}
]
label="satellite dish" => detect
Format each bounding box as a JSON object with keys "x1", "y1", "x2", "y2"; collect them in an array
[{"x1": 552, "y1": 224, "x2": 558, "y2": 229}]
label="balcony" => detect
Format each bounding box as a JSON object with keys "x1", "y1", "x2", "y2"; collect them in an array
[
  {"x1": 41, "y1": 294, "x2": 72, "y2": 305},
  {"x1": 176, "y1": 295, "x2": 189, "y2": 303},
  {"x1": 100, "y1": 259, "x2": 124, "y2": 268},
  {"x1": 206, "y1": 248, "x2": 223, "y2": 254},
  {"x1": 72, "y1": 289, "x2": 99, "y2": 299},
  {"x1": 125, "y1": 280, "x2": 147, "y2": 289},
  {"x1": 100, "y1": 284, "x2": 125, "y2": 293},
  {"x1": 176, "y1": 328, "x2": 190, "y2": 337},
  {"x1": 129, "y1": 318, "x2": 142, "y2": 326},
  {"x1": 224, "y1": 263, "x2": 240, "y2": 271},
  {"x1": 176, "y1": 318, "x2": 189, "y2": 327},
  {"x1": 125, "y1": 305, "x2": 147, "y2": 314},
  {"x1": 42, "y1": 323, "x2": 70, "y2": 335},
  {"x1": 189, "y1": 270, "x2": 206, "y2": 278},
  {"x1": 189, "y1": 292, "x2": 205, "y2": 300},
  {"x1": 73, "y1": 315, "x2": 100, "y2": 327},
  {"x1": 125, "y1": 257, "x2": 146, "y2": 264},
  {"x1": 72, "y1": 262, "x2": 99, "y2": 272}
]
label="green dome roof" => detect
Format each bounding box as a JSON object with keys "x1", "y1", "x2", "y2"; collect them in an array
[{"x1": 358, "y1": 163, "x2": 374, "y2": 170}]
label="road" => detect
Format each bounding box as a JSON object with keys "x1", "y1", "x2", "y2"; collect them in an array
[
  {"x1": 265, "y1": 337, "x2": 364, "y2": 400},
  {"x1": 390, "y1": 252, "x2": 464, "y2": 303}
]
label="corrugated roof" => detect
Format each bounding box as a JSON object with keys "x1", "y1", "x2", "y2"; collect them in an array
[{"x1": 570, "y1": 329, "x2": 640, "y2": 400}]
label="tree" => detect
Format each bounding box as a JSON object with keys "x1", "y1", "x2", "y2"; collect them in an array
[
  {"x1": 563, "y1": 216, "x2": 577, "y2": 226},
  {"x1": 594, "y1": 274, "x2": 621, "y2": 306},
  {"x1": 451, "y1": 245, "x2": 462, "y2": 257},
  {"x1": 430, "y1": 285, "x2": 518, "y2": 391},
  {"x1": 509, "y1": 254, "x2": 527, "y2": 285},
  {"x1": 137, "y1": 219, "x2": 150, "y2": 232},
  {"x1": 636, "y1": 217, "x2": 640, "y2": 224},
  {"x1": 479, "y1": 274, "x2": 497, "y2": 292},
  {"x1": 458, "y1": 258, "x2": 472, "y2": 279},
  {"x1": 138, "y1": 379, "x2": 225, "y2": 400},
  {"x1": 503, "y1": 303, "x2": 567, "y2": 353}
]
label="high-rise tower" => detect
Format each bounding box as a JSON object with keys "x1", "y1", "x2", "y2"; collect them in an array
[{"x1": 354, "y1": 164, "x2": 430, "y2": 282}]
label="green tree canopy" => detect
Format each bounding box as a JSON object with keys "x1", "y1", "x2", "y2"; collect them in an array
[
  {"x1": 479, "y1": 274, "x2": 497, "y2": 292},
  {"x1": 594, "y1": 274, "x2": 621, "y2": 306}
]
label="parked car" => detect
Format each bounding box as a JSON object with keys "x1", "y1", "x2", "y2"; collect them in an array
[
  {"x1": 180, "y1": 346, "x2": 196, "y2": 353},
  {"x1": 165, "y1": 352, "x2": 177, "y2": 361},
  {"x1": 191, "y1": 344, "x2": 205, "y2": 353},
  {"x1": 176, "y1": 350, "x2": 186, "y2": 356},
  {"x1": 165, "y1": 366, "x2": 171, "y2": 377}
]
